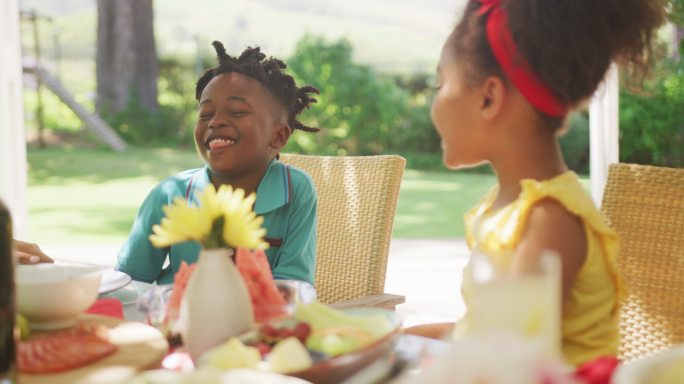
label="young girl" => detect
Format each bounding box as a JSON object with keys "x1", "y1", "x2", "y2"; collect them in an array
[
  {"x1": 430, "y1": 0, "x2": 665, "y2": 365},
  {"x1": 117, "y1": 41, "x2": 320, "y2": 286}
]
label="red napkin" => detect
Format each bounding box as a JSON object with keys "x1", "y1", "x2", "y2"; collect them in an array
[
  {"x1": 573, "y1": 356, "x2": 621, "y2": 384},
  {"x1": 86, "y1": 298, "x2": 124, "y2": 319}
]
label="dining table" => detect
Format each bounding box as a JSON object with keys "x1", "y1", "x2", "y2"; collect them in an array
[
  {"x1": 20, "y1": 280, "x2": 448, "y2": 384},
  {"x1": 18, "y1": 266, "x2": 649, "y2": 383},
  {"x1": 112, "y1": 280, "x2": 449, "y2": 384}
]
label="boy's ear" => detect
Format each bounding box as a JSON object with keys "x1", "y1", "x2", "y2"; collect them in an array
[
  {"x1": 480, "y1": 75, "x2": 506, "y2": 121},
  {"x1": 270, "y1": 124, "x2": 291, "y2": 149}
]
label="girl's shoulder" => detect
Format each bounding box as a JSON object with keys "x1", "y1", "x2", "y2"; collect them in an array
[
  {"x1": 519, "y1": 172, "x2": 615, "y2": 239},
  {"x1": 519, "y1": 172, "x2": 593, "y2": 213}
]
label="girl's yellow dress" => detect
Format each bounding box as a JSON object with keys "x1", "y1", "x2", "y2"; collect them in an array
[{"x1": 462, "y1": 171, "x2": 622, "y2": 366}]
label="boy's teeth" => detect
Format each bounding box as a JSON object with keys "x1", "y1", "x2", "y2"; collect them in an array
[{"x1": 208, "y1": 138, "x2": 234, "y2": 150}]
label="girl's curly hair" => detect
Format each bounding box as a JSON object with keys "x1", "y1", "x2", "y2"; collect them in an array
[{"x1": 451, "y1": 0, "x2": 666, "y2": 128}]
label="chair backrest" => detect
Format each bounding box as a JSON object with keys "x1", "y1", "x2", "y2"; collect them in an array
[
  {"x1": 600, "y1": 163, "x2": 684, "y2": 361},
  {"x1": 280, "y1": 154, "x2": 406, "y2": 304}
]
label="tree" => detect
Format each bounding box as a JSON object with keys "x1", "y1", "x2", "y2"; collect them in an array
[
  {"x1": 671, "y1": 0, "x2": 684, "y2": 59},
  {"x1": 96, "y1": 0, "x2": 158, "y2": 115}
]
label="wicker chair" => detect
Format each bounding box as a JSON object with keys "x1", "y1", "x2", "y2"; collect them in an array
[
  {"x1": 600, "y1": 163, "x2": 684, "y2": 361},
  {"x1": 280, "y1": 154, "x2": 406, "y2": 310}
]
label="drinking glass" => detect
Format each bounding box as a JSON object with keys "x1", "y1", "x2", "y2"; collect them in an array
[
  {"x1": 274, "y1": 279, "x2": 317, "y2": 314},
  {"x1": 136, "y1": 284, "x2": 174, "y2": 335},
  {"x1": 465, "y1": 249, "x2": 561, "y2": 357}
]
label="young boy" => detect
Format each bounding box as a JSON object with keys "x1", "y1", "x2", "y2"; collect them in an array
[{"x1": 116, "y1": 41, "x2": 320, "y2": 285}]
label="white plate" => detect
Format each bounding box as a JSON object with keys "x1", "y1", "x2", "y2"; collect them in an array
[
  {"x1": 612, "y1": 345, "x2": 684, "y2": 384},
  {"x1": 99, "y1": 269, "x2": 132, "y2": 294}
]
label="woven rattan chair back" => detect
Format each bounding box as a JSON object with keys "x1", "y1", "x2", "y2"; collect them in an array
[
  {"x1": 601, "y1": 163, "x2": 684, "y2": 361},
  {"x1": 280, "y1": 154, "x2": 406, "y2": 304}
]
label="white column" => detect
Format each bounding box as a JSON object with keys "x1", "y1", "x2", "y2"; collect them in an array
[
  {"x1": 0, "y1": 0, "x2": 29, "y2": 238},
  {"x1": 589, "y1": 64, "x2": 619, "y2": 207}
]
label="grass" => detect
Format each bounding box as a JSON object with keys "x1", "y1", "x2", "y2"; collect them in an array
[
  {"x1": 27, "y1": 147, "x2": 202, "y2": 244},
  {"x1": 395, "y1": 170, "x2": 496, "y2": 238},
  {"x1": 26, "y1": 147, "x2": 498, "y2": 245}
]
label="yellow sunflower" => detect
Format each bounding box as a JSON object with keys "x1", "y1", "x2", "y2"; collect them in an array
[{"x1": 149, "y1": 184, "x2": 268, "y2": 250}]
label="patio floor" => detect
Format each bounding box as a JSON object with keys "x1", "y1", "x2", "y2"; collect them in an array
[{"x1": 40, "y1": 238, "x2": 470, "y2": 328}]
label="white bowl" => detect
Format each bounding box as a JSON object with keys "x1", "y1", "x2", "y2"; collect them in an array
[{"x1": 15, "y1": 263, "x2": 103, "y2": 330}]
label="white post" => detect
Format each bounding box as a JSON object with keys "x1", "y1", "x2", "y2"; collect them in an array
[
  {"x1": 0, "y1": 0, "x2": 29, "y2": 238},
  {"x1": 589, "y1": 64, "x2": 619, "y2": 207}
]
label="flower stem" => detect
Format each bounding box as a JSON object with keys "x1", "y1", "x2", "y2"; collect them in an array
[{"x1": 205, "y1": 216, "x2": 226, "y2": 249}]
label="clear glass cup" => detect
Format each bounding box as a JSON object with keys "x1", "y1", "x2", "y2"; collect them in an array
[
  {"x1": 465, "y1": 249, "x2": 561, "y2": 357},
  {"x1": 274, "y1": 279, "x2": 317, "y2": 314},
  {"x1": 136, "y1": 284, "x2": 174, "y2": 334}
]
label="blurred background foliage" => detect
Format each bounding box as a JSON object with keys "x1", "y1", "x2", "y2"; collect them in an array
[
  {"x1": 619, "y1": 56, "x2": 684, "y2": 167},
  {"x1": 23, "y1": 32, "x2": 597, "y2": 172},
  {"x1": 16, "y1": 0, "x2": 683, "y2": 243},
  {"x1": 20, "y1": 1, "x2": 684, "y2": 172},
  {"x1": 617, "y1": 0, "x2": 684, "y2": 168},
  {"x1": 285, "y1": 35, "x2": 439, "y2": 158}
]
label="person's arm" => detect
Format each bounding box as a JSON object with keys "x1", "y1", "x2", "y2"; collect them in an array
[
  {"x1": 14, "y1": 240, "x2": 54, "y2": 264},
  {"x1": 116, "y1": 187, "x2": 169, "y2": 283},
  {"x1": 271, "y1": 174, "x2": 317, "y2": 285},
  {"x1": 513, "y1": 198, "x2": 587, "y2": 305}
]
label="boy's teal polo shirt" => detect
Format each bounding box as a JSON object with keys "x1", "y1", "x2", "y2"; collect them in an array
[{"x1": 116, "y1": 159, "x2": 317, "y2": 285}]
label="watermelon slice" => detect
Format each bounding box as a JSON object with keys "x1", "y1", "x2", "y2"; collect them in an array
[
  {"x1": 235, "y1": 248, "x2": 288, "y2": 323},
  {"x1": 165, "y1": 261, "x2": 197, "y2": 324}
]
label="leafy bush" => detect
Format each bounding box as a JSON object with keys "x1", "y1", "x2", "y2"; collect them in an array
[
  {"x1": 285, "y1": 35, "x2": 439, "y2": 156},
  {"x1": 559, "y1": 112, "x2": 590, "y2": 173},
  {"x1": 619, "y1": 61, "x2": 684, "y2": 167},
  {"x1": 402, "y1": 152, "x2": 446, "y2": 171}
]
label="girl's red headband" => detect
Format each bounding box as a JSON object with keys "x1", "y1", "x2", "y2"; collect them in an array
[{"x1": 478, "y1": 0, "x2": 568, "y2": 117}]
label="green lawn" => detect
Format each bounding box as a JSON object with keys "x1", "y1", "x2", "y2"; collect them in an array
[
  {"x1": 26, "y1": 147, "x2": 498, "y2": 244},
  {"x1": 395, "y1": 170, "x2": 496, "y2": 238}
]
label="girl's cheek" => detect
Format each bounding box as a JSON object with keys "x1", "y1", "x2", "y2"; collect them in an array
[{"x1": 429, "y1": 95, "x2": 441, "y2": 126}]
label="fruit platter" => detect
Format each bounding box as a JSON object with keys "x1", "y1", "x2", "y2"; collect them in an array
[
  {"x1": 197, "y1": 301, "x2": 402, "y2": 384},
  {"x1": 127, "y1": 239, "x2": 403, "y2": 383}
]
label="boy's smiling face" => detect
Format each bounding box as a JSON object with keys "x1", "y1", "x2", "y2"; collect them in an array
[{"x1": 194, "y1": 72, "x2": 290, "y2": 187}]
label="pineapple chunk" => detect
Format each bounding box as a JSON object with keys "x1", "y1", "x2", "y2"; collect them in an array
[
  {"x1": 268, "y1": 337, "x2": 313, "y2": 373},
  {"x1": 199, "y1": 338, "x2": 261, "y2": 371}
]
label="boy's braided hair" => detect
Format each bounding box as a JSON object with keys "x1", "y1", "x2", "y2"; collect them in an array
[{"x1": 196, "y1": 41, "x2": 319, "y2": 133}]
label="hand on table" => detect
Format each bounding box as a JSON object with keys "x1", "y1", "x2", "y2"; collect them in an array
[
  {"x1": 15, "y1": 240, "x2": 54, "y2": 264},
  {"x1": 403, "y1": 322, "x2": 454, "y2": 340}
]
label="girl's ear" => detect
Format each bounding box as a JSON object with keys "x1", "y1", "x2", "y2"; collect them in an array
[
  {"x1": 270, "y1": 124, "x2": 291, "y2": 149},
  {"x1": 480, "y1": 76, "x2": 506, "y2": 121}
]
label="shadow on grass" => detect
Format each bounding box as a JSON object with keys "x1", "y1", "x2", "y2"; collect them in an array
[
  {"x1": 28, "y1": 147, "x2": 506, "y2": 241},
  {"x1": 28, "y1": 147, "x2": 203, "y2": 186}
]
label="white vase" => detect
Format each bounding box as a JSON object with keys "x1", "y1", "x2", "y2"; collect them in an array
[{"x1": 179, "y1": 248, "x2": 255, "y2": 361}]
